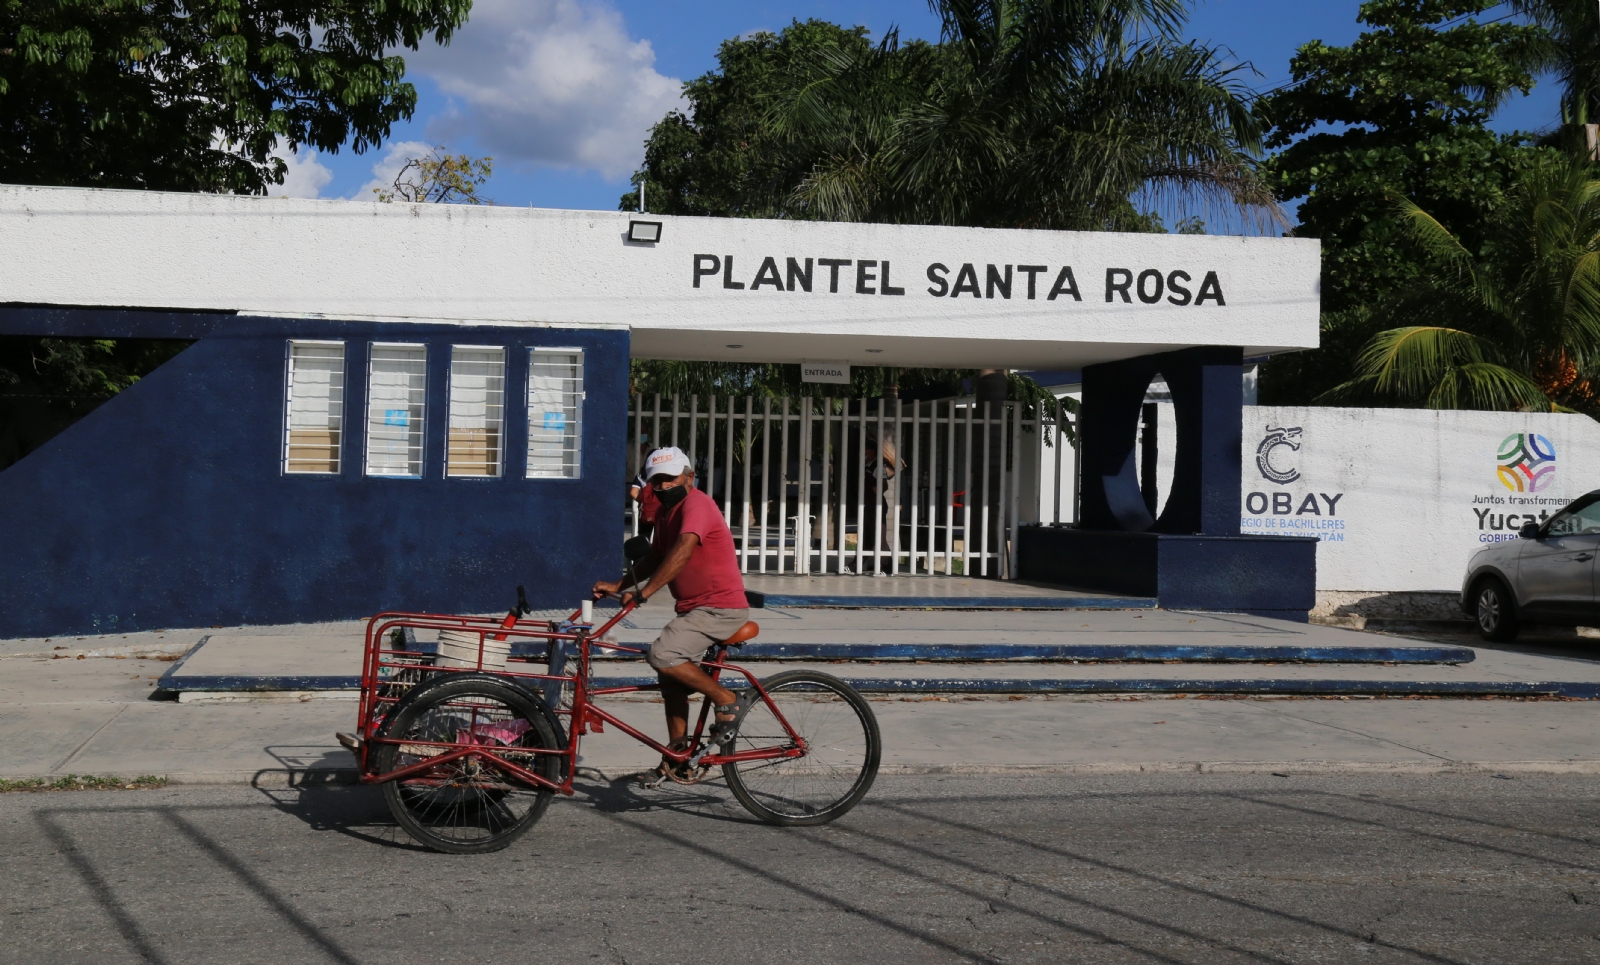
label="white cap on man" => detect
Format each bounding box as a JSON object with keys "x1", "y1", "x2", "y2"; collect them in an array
[{"x1": 644, "y1": 446, "x2": 692, "y2": 481}]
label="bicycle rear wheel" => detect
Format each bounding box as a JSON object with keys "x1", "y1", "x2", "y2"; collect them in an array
[
  {"x1": 375, "y1": 673, "x2": 562, "y2": 854},
  {"x1": 722, "y1": 670, "x2": 880, "y2": 826}
]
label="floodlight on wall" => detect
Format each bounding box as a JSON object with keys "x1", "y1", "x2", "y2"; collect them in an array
[{"x1": 627, "y1": 220, "x2": 663, "y2": 243}]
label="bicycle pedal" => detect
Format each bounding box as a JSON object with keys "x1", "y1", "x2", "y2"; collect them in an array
[{"x1": 668, "y1": 764, "x2": 709, "y2": 786}]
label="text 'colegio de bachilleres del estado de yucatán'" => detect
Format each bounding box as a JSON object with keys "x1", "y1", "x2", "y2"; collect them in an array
[{"x1": 691, "y1": 255, "x2": 1226, "y2": 306}]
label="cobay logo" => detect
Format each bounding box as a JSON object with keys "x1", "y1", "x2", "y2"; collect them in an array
[
  {"x1": 1243, "y1": 423, "x2": 1345, "y2": 540},
  {"x1": 1497, "y1": 432, "x2": 1556, "y2": 492},
  {"x1": 1255, "y1": 425, "x2": 1302, "y2": 485}
]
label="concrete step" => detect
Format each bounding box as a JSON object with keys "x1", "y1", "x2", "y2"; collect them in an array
[
  {"x1": 157, "y1": 643, "x2": 1597, "y2": 699},
  {"x1": 742, "y1": 574, "x2": 1154, "y2": 609}
]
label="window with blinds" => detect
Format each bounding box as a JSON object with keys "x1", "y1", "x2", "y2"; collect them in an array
[
  {"x1": 365, "y1": 343, "x2": 427, "y2": 477},
  {"x1": 446, "y1": 346, "x2": 506, "y2": 478},
  {"x1": 527, "y1": 348, "x2": 584, "y2": 479},
  {"x1": 283, "y1": 340, "x2": 345, "y2": 474}
]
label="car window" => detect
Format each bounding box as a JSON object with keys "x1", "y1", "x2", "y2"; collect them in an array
[{"x1": 1547, "y1": 498, "x2": 1600, "y2": 536}]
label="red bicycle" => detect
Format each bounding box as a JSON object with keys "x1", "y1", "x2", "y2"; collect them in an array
[{"x1": 348, "y1": 586, "x2": 881, "y2": 854}]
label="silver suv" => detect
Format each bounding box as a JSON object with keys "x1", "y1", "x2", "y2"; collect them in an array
[{"x1": 1462, "y1": 491, "x2": 1600, "y2": 641}]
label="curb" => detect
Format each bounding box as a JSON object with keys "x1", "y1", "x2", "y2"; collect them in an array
[
  {"x1": 563, "y1": 677, "x2": 1600, "y2": 698},
  {"x1": 1, "y1": 644, "x2": 193, "y2": 660},
  {"x1": 28, "y1": 759, "x2": 1600, "y2": 788}
]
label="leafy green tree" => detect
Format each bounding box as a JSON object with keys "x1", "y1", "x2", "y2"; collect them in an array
[
  {"x1": 627, "y1": 362, "x2": 1072, "y2": 441},
  {"x1": 1256, "y1": 0, "x2": 1550, "y2": 404},
  {"x1": 624, "y1": 1, "x2": 1271, "y2": 232},
  {"x1": 0, "y1": 2, "x2": 475, "y2": 467},
  {"x1": 1324, "y1": 151, "x2": 1600, "y2": 411},
  {"x1": 0, "y1": 0, "x2": 472, "y2": 194},
  {"x1": 630, "y1": 361, "x2": 1056, "y2": 408},
  {"x1": 620, "y1": 19, "x2": 870, "y2": 219}
]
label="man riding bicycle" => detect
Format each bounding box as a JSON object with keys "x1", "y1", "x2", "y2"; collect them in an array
[{"x1": 591, "y1": 446, "x2": 748, "y2": 786}]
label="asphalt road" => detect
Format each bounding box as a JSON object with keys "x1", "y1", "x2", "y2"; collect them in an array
[{"x1": 4, "y1": 773, "x2": 1600, "y2": 964}]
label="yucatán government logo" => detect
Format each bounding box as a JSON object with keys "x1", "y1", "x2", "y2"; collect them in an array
[
  {"x1": 1497, "y1": 432, "x2": 1556, "y2": 492},
  {"x1": 1256, "y1": 425, "x2": 1302, "y2": 485}
]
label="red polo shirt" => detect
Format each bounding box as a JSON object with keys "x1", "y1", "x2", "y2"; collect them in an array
[{"x1": 651, "y1": 487, "x2": 747, "y2": 614}]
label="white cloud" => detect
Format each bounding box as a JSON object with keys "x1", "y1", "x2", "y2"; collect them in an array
[
  {"x1": 268, "y1": 143, "x2": 335, "y2": 199},
  {"x1": 402, "y1": 0, "x2": 684, "y2": 179},
  {"x1": 350, "y1": 140, "x2": 438, "y2": 201}
]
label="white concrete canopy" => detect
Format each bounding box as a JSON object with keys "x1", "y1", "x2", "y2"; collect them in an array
[{"x1": 0, "y1": 184, "x2": 1320, "y2": 368}]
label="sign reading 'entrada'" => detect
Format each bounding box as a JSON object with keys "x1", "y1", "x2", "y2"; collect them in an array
[{"x1": 691, "y1": 254, "x2": 1226, "y2": 306}]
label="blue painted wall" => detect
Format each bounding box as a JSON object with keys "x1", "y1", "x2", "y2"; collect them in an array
[{"x1": 0, "y1": 313, "x2": 628, "y2": 637}]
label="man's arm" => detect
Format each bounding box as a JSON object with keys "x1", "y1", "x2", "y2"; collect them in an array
[
  {"x1": 626, "y1": 532, "x2": 698, "y2": 605},
  {"x1": 591, "y1": 541, "x2": 677, "y2": 602}
]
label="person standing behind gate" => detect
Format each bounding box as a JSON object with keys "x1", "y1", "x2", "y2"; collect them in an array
[
  {"x1": 592, "y1": 446, "x2": 750, "y2": 786},
  {"x1": 628, "y1": 444, "x2": 660, "y2": 536},
  {"x1": 841, "y1": 426, "x2": 900, "y2": 573}
]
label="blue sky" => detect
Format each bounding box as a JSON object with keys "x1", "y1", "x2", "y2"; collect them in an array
[{"x1": 279, "y1": 1, "x2": 1561, "y2": 225}]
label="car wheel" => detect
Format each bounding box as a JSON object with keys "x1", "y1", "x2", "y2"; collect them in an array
[{"x1": 1474, "y1": 577, "x2": 1520, "y2": 642}]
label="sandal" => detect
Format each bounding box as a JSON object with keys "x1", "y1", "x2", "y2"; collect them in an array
[
  {"x1": 641, "y1": 740, "x2": 696, "y2": 788},
  {"x1": 709, "y1": 703, "x2": 740, "y2": 746},
  {"x1": 687, "y1": 702, "x2": 743, "y2": 770}
]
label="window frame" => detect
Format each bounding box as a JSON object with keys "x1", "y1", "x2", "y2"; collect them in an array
[
  {"x1": 363, "y1": 341, "x2": 429, "y2": 480},
  {"x1": 281, "y1": 339, "x2": 347, "y2": 476},
  {"x1": 525, "y1": 346, "x2": 585, "y2": 481},
  {"x1": 444, "y1": 344, "x2": 509, "y2": 480}
]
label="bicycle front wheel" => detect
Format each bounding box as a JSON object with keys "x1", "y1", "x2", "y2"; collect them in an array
[{"x1": 722, "y1": 670, "x2": 881, "y2": 826}]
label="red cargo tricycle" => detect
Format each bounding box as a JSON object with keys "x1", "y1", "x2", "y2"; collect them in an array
[{"x1": 349, "y1": 586, "x2": 881, "y2": 854}]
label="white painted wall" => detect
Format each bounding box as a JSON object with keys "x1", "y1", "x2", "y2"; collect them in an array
[
  {"x1": 1241, "y1": 406, "x2": 1600, "y2": 592},
  {"x1": 0, "y1": 184, "x2": 1320, "y2": 370}
]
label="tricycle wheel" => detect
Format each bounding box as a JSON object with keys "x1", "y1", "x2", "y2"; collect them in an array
[{"x1": 375, "y1": 673, "x2": 562, "y2": 854}]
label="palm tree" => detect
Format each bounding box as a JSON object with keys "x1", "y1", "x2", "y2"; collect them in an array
[
  {"x1": 1319, "y1": 151, "x2": 1600, "y2": 410},
  {"x1": 1511, "y1": 0, "x2": 1599, "y2": 127},
  {"x1": 743, "y1": 0, "x2": 1276, "y2": 230}
]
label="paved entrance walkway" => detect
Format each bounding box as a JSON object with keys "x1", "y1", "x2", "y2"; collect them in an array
[
  {"x1": 4, "y1": 647, "x2": 1600, "y2": 783},
  {"x1": 6, "y1": 610, "x2": 1600, "y2": 784}
]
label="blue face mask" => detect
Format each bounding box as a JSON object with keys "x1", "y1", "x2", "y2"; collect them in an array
[{"x1": 654, "y1": 482, "x2": 689, "y2": 510}]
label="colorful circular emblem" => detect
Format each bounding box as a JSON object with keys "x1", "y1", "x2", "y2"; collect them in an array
[{"x1": 1497, "y1": 433, "x2": 1556, "y2": 492}]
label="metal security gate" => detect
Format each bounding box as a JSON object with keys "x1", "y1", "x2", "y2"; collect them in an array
[{"x1": 626, "y1": 394, "x2": 1078, "y2": 578}]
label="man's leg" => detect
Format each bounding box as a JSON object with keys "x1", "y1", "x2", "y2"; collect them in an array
[
  {"x1": 659, "y1": 673, "x2": 693, "y2": 744},
  {"x1": 647, "y1": 608, "x2": 748, "y2": 748},
  {"x1": 657, "y1": 662, "x2": 737, "y2": 740}
]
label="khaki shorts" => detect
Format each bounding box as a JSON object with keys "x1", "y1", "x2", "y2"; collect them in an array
[{"x1": 647, "y1": 607, "x2": 751, "y2": 670}]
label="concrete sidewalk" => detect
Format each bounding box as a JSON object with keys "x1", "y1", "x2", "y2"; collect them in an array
[{"x1": 4, "y1": 642, "x2": 1600, "y2": 785}]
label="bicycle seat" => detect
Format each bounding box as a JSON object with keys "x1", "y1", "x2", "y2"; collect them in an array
[{"x1": 720, "y1": 621, "x2": 760, "y2": 647}]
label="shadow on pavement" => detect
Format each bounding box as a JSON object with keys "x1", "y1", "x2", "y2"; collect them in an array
[
  {"x1": 29, "y1": 776, "x2": 1599, "y2": 965},
  {"x1": 569, "y1": 768, "x2": 762, "y2": 826}
]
